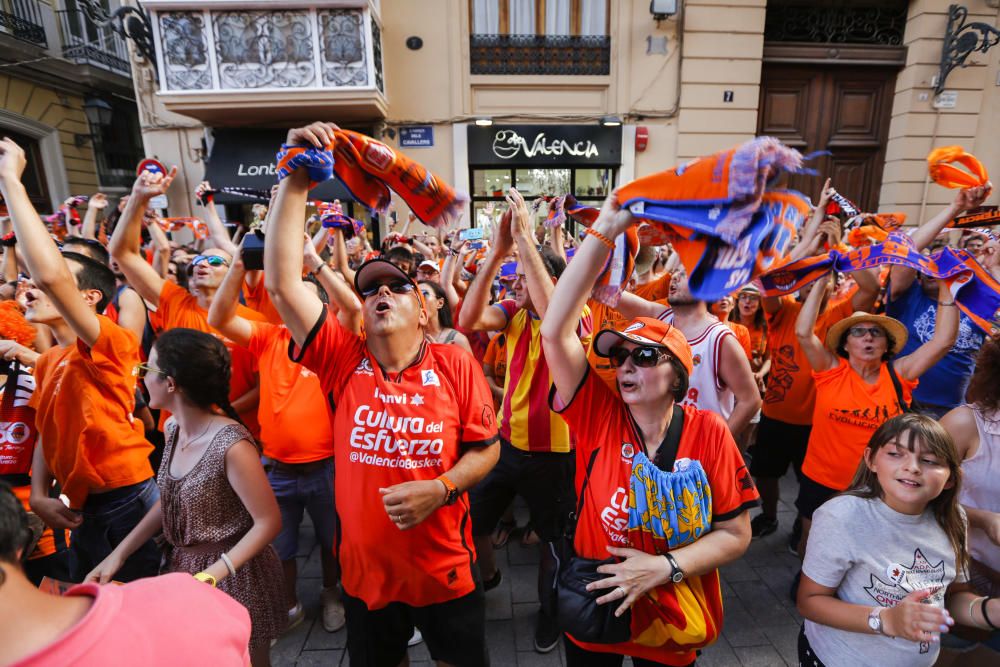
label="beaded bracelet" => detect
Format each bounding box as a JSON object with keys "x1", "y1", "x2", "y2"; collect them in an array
[{"x1": 583, "y1": 227, "x2": 615, "y2": 250}]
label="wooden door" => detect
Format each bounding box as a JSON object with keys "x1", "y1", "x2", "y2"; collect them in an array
[{"x1": 757, "y1": 64, "x2": 896, "y2": 211}]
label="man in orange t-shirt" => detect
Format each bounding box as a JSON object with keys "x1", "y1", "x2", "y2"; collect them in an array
[
  {"x1": 109, "y1": 169, "x2": 265, "y2": 438},
  {"x1": 0, "y1": 137, "x2": 158, "y2": 582},
  {"x1": 265, "y1": 122, "x2": 500, "y2": 667}
]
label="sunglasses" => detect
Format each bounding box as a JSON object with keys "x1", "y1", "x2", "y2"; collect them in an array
[
  {"x1": 190, "y1": 255, "x2": 230, "y2": 268},
  {"x1": 847, "y1": 326, "x2": 886, "y2": 339},
  {"x1": 134, "y1": 363, "x2": 168, "y2": 380},
  {"x1": 608, "y1": 346, "x2": 669, "y2": 368},
  {"x1": 360, "y1": 280, "x2": 416, "y2": 299}
]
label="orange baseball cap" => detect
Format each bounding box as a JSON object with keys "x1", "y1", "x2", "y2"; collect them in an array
[{"x1": 593, "y1": 317, "x2": 693, "y2": 375}]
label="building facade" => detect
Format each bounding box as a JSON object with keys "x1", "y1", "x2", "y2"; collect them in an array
[
  {"x1": 134, "y1": 0, "x2": 1000, "y2": 234},
  {"x1": 0, "y1": 0, "x2": 145, "y2": 210}
]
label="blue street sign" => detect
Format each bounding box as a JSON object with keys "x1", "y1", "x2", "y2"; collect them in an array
[{"x1": 399, "y1": 126, "x2": 434, "y2": 148}]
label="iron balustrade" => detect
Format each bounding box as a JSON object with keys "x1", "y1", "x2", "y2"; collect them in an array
[
  {"x1": 56, "y1": 8, "x2": 131, "y2": 76},
  {"x1": 0, "y1": 0, "x2": 46, "y2": 47},
  {"x1": 469, "y1": 34, "x2": 610, "y2": 75}
]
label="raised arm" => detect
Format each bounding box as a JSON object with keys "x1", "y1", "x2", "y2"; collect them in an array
[
  {"x1": 849, "y1": 266, "x2": 880, "y2": 312},
  {"x1": 109, "y1": 169, "x2": 177, "y2": 307},
  {"x1": 207, "y1": 249, "x2": 254, "y2": 348},
  {"x1": 0, "y1": 139, "x2": 101, "y2": 346},
  {"x1": 80, "y1": 193, "x2": 107, "y2": 240},
  {"x1": 716, "y1": 335, "x2": 763, "y2": 439},
  {"x1": 304, "y1": 236, "x2": 362, "y2": 335},
  {"x1": 145, "y1": 215, "x2": 172, "y2": 279},
  {"x1": 509, "y1": 188, "x2": 554, "y2": 318},
  {"x1": 540, "y1": 192, "x2": 632, "y2": 403},
  {"x1": 196, "y1": 181, "x2": 239, "y2": 257},
  {"x1": 892, "y1": 281, "x2": 959, "y2": 381},
  {"x1": 263, "y1": 122, "x2": 332, "y2": 347},
  {"x1": 439, "y1": 237, "x2": 465, "y2": 310},
  {"x1": 326, "y1": 226, "x2": 357, "y2": 286},
  {"x1": 0, "y1": 217, "x2": 17, "y2": 284},
  {"x1": 890, "y1": 184, "x2": 991, "y2": 299},
  {"x1": 457, "y1": 212, "x2": 512, "y2": 332},
  {"x1": 794, "y1": 273, "x2": 838, "y2": 372}
]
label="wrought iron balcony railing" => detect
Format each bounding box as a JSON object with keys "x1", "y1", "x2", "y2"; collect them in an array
[
  {"x1": 150, "y1": 6, "x2": 384, "y2": 94},
  {"x1": 57, "y1": 9, "x2": 131, "y2": 77},
  {"x1": 470, "y1": 34, "x2": 610, "y2": 76},
  {"x1": 0, "y1": 0, "x2": 46, "y2": 47}
]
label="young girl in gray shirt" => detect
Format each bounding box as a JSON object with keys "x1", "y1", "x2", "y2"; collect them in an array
[{"x1": 797, "y1": 413, "x2": 1000, "y2": 666}]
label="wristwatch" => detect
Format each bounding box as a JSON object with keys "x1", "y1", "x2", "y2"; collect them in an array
[
  {"x1": 663, "y1": 553, "x2": 684, "y2": 583},
  {"x1": 868, "y1": 606, "x2": 886, "y2": 635},
  {"x1": 438, "y1": 475, "x2": 459, "y2": 505}
]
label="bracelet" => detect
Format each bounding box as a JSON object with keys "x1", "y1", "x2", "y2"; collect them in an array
[
  {"x1": 583, "y1": 227, "x2": 615, "y2": 250},
  {"x1": 220, "y1": 552, "x2": 237, "y2": 578},
  {"x1": 983, "y1": 596, "x2": 998, "y2": 630},
  {"x1": 970, "y1": 595, "x2": 985, "y2": 626},
  {"x1": 311, "y1": 264, "x2": 326, "y2": 277},
  {"x1": 938, "y1": 301, "x2": 957, "y2": 307},
  {"x1": 193, "y1": 571, "x2": 217, "y2": 587}
]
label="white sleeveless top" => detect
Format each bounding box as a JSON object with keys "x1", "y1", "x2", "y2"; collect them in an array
[
  {"x1": 657, "y1": 308, "x2": 736, "y2": 421},
  {"x1": 959, "y1": 405, "x2": 1000, "y2": 571}
]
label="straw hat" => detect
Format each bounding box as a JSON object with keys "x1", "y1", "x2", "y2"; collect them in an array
[{"x1": 824, "y1": 312, "x2": 908, "y2": 356}]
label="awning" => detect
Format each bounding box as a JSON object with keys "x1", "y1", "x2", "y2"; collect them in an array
[{"x1": 204, "y1": 128, "x2": 354, "y2": 204}]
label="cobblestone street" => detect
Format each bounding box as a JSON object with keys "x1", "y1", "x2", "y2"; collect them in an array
[{"x1": 273, "y1": 474, "x2": 804, "y2": 666}]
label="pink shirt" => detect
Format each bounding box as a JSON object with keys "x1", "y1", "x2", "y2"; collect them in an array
[{"x1": 13, "y1": 573, "x2": 251, "y2": 666}]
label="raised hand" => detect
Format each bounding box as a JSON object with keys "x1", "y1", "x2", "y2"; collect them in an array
[
  {"x1": 0, "y1": 137, "x2": 28, "y2": 184},
  {"x1": 954, "y1": 182, "x2": 992, "y2": 212},
  {"x1": 131, "y1": 166, "x2": 178, "y2": 203},
  {"x1": 286, "y1": 122, "x2": 339, "y2": 148},
  {"x1": 88, "y1": 193, "x2": 109, "y2": 210}
]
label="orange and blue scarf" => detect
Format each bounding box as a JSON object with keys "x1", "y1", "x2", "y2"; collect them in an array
[
  {"x1": 928, "y1": 146, "x2": 989, "y2": 190},
  {"x1": 314, "y1": 200, "x2": 364, "y2": 239},
  {"x1": 276, "y1": 130, "x2": 466, "y2": 228},
  {"x1": 759, "y1": 232, "x2": 1000, "y2": 332}
]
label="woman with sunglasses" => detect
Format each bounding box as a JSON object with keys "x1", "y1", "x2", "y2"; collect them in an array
[
  {"x1": 418, "y1": 280, "x2": 473, "y2": 354},
  {"x1": 791, "y1": 270, "x2": 958, "y2": 568},
  {"x1": 86, "y1": 328, "x2": 285, "y2": 666},
  {"x1": 540, "y1": 193, "x2": 758, "y2": 666}
]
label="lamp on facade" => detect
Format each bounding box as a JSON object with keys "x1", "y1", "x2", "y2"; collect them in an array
[
  {"x1": 937, "y1": 4, "x2": 1000, "y2": 95},
  {"x1": 600, "y1": 115, "x2": 622, "y2": 127},
  {"x1": 76, "y1": 97, "x2": 114, "y2": 148},
  {"x1": 650, "y1": 0, "x2": 678, "y2": 22},
  {"x1": 474, "y1": 117, "x2": 494, "y2": 127}
]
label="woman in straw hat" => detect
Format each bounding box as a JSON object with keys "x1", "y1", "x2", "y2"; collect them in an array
[
  {"x1": 791, "y1": 270, "x2": 958, "y2": 564},
  {"x1": 539, "y1": 193, "x2": 758, "y2": 666}
]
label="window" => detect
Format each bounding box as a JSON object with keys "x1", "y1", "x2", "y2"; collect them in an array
[
  {"x1": 469, "y1": 167, "x2": 614, "y2": 229},
  {"x1": 472, "y1": 0, "x2": 608, "y2": 36},
  {"x1": 3, "y1": 130, "x2": 49, "y2": 208},
  {"x1": 91, "y1": 99, "x2": 145, "y2": 189}
]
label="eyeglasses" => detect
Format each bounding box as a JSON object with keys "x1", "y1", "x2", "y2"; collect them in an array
[
  {"x1": 737, "y1": 294, "x2": 759, "y2": 302},
  {"x1": 360, "y1": 280, "x2": 416, "y2": 299},
  {"x1": 134, "y1": 363, "x2": 167, "y2": 380},
  {"x1": 190, "y1": 255, "x2": 230, "y2": 268},
  {"x1": 608, "y1": 346, "x2": 669, "y2": 368},
  {"x1": 847, "y1": 326, "x2": 886, "y2": 339}
]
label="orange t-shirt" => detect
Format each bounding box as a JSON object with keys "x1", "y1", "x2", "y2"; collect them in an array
[
  {"x1": 761, "y1": 294, "x2": 856, "y2": 425},
  {"x1": 482, "y1": 333, "x2": 507, "y2": 382},
  {"x1": 156, "y1": 281, "x2": 266, "y2": 435},
  {"x1": 724, "y1": 321, "x2": 753, "y2": 361},
  {"x1": 632, "y1": 272, "x2": 672, "y2": 301},
  {"x1": 802, "y1": 360, "x2": 916, "y2": 491},
  {"x1": 246, "y1": 322, "x2": 334, "y2": 463},
  {"x1": 242, "y1": 276, "x2": 283, "y2": 326},
  {"x1": 293, "y1": 308, "x2": 499, "y2": 610},
  {"x1": 29, "y1": 316, "x2": 153, "y2": 508}
]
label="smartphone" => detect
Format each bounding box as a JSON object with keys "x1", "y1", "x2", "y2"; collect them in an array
[
  {"x1": 459, "y1": 227, "x2": 485, "y2": 241},
  {"x1": 467, "y1": 240, "x2": 486, "y2": 250}
]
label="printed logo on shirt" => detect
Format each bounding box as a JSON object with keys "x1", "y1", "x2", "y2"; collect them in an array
[
  {"x1": 421, "y1": 369, "x2": 440, "y2": 387},
  {"x1": 692, "y1": 354, "x2": 702, "y2": 367},
  {"x1": 624, "y1": 322, "x2": 644, "y2": 334},
  {"x1": 354, "y1": 358, "x2": 374, "y2": 376},
  {"x1": 600, "y1": 487, "x2": 630, "y2": 544},
  {"x1": 481, "y1": 405, "x2": 493, "y2": 430},
  {"x1": 864, "y1": 548, "x2": 946, "y2": 654},
  {"x1": 374, "y1": 387, "x2": 410, "y2": 404},
  {"x1": 764, "y1": 345, "x2": 799, "y2": 405},
  {"x1": 827, "y1": 404, "x2": 895, "y2": 430},
  {"x1": 621, "y1": 442, "x2": 635, "y2": 460},
  {"x1": 348, "y1": 404, "x2": 446, "y2": 467}
]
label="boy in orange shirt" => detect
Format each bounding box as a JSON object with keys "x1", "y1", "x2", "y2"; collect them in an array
[{"x1": 0, "y1": 138, "x2": 158, "y2": 582}]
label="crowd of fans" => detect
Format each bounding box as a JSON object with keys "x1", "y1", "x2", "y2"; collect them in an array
[{"x1": 0, "y1": 122, "x2": 998, "y2": 667}]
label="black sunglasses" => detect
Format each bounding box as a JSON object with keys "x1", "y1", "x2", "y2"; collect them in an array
[
  {"x1": 608, "y1": 346, "x2": 669, "y2": 368},
  {"x1": 360, "y1": 280, "x2": 416, "y2": 299}
]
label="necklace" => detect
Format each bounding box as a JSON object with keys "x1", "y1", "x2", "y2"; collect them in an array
[{"x1": 179, "y1": 420, "x2": 214, "y2": 452}]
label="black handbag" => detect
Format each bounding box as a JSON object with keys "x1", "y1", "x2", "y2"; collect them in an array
[{"x1": 549, "y1": 405, "x2": 685, "y2": 645}]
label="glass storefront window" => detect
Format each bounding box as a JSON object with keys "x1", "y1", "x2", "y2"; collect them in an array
[
  {"x1": 472, "y1": 169, "x2": 512, "y2": 197},
  {"x1": 574, "y1": 168, "x2": 610, "y2": 198},
  {"x1": 514, "y1": 168, "x2": 570, "y2": 198}
]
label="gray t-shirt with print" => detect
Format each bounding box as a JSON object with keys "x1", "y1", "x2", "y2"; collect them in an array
[{"x1": 802, "y1": 494, "x2": 966, "y2": 667}]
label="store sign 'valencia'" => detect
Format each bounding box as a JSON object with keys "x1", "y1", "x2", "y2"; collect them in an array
[{"x1": 491, "y1": 129, "x2": 600, "y2": 160}]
